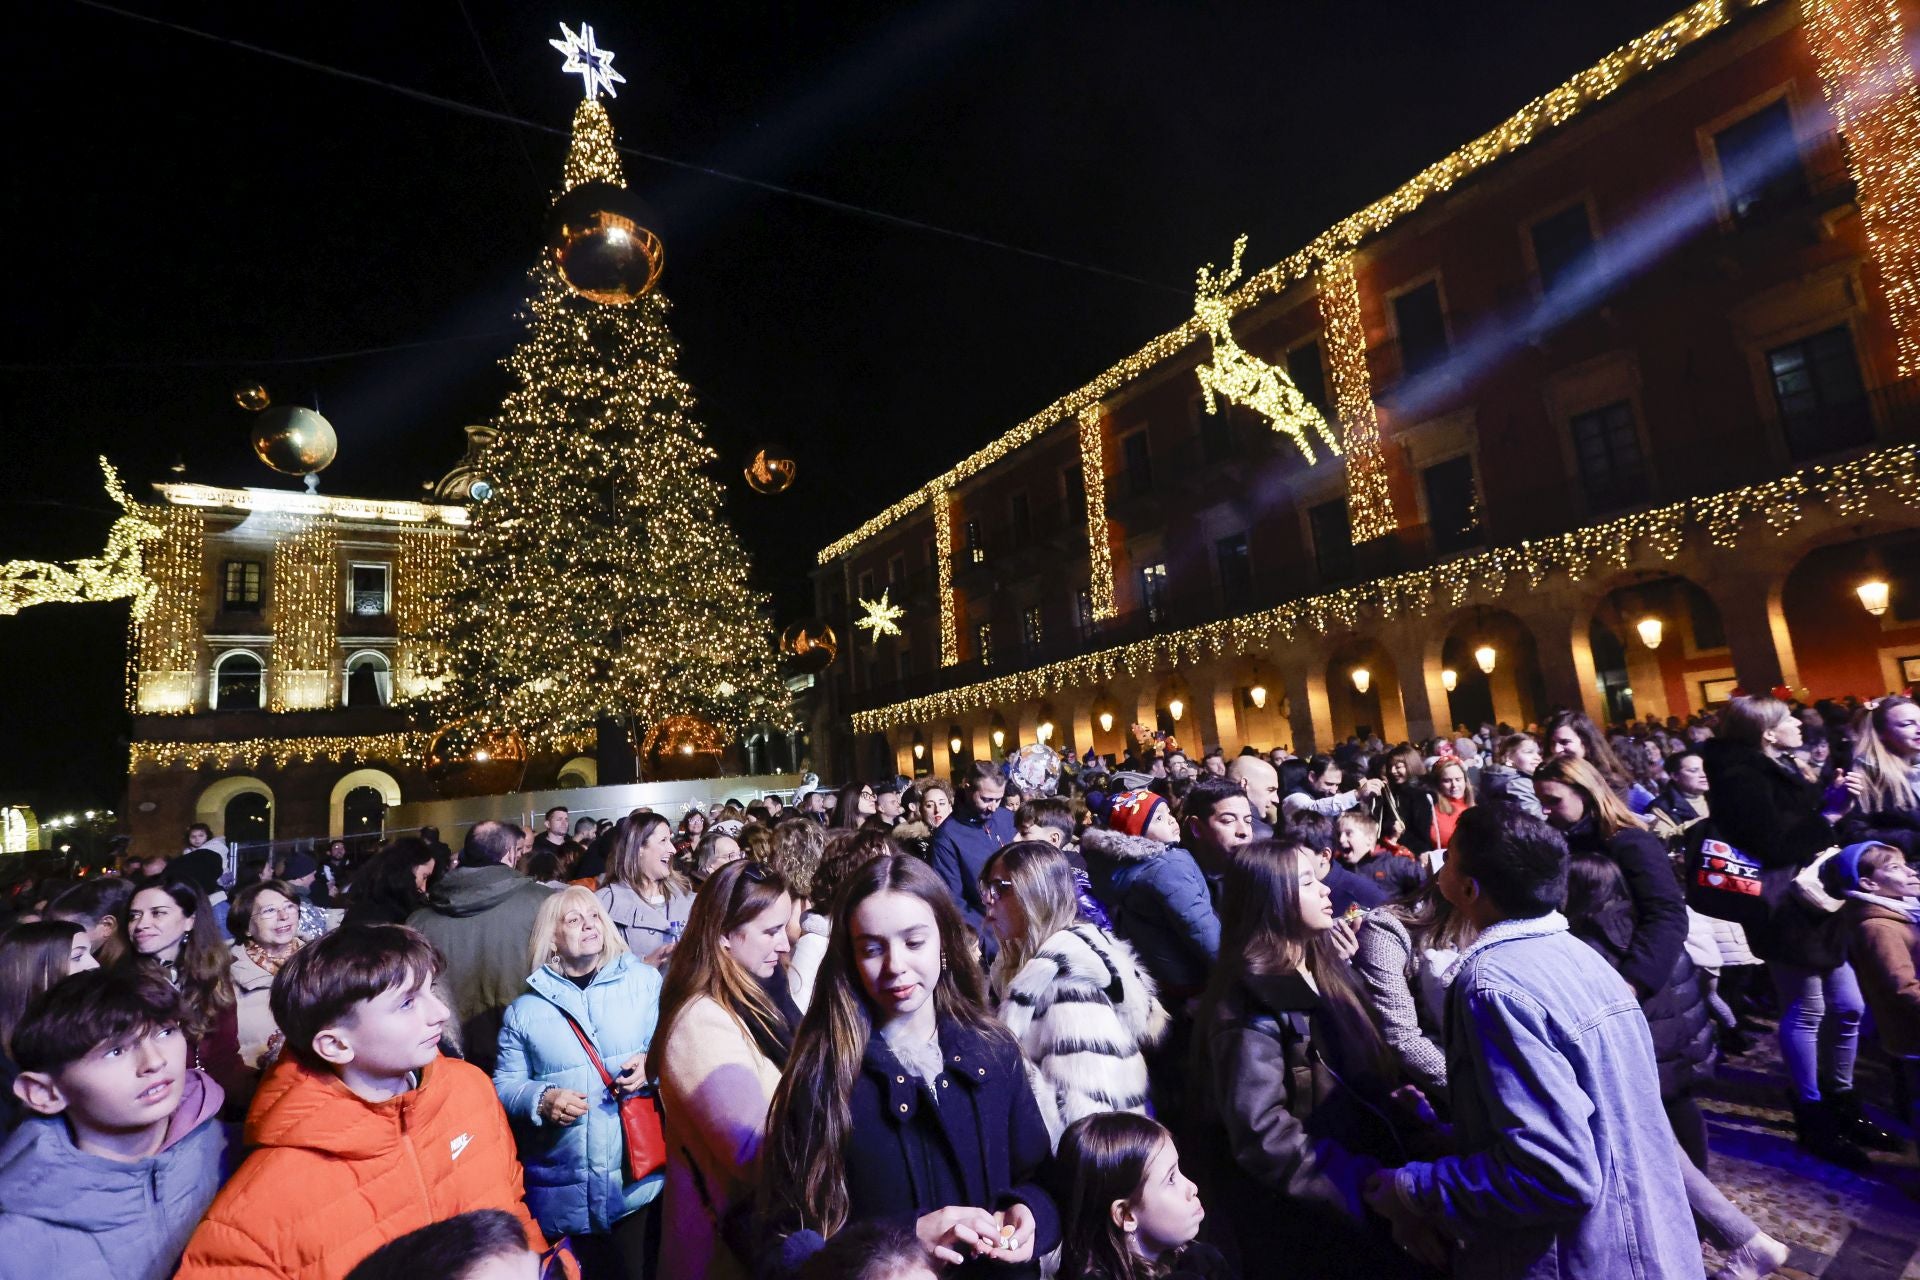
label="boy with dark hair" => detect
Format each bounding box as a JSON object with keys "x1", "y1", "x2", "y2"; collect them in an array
[
  {"x1": 1364, "y1": 808, "x2": 1698, "y2": 1279},
  {"x1": 344, "y1": 1209, "x2": 539, "y2": 1280},
  {"x1": 177, "y1": 924, "x2": 546, "y2": 1279},
  {"x1": 1334, "y1": 810, "x2": 1421, "y2": 897},
  {"x1": 0, "y1": 969, "x2": 227, "y2": 1280}
]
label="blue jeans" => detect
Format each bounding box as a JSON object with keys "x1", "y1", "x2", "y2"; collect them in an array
[{"x1": 1771, "y1": 961, "x2": 1863, "y2": 1103}]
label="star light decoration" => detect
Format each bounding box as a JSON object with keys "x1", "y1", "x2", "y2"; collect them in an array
[
  {"x1": 549, "y1": 22, "x2": 627, "y2": 100},
  {"x1": 855, "y1": 589, "x2": 906, "y2": 642}
]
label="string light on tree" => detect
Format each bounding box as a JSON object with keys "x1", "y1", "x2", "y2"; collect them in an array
[{"x1": 854, "y1": 589, "x2": 906, "y2": 641}]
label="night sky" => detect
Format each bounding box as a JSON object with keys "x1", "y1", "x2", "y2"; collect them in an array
[{"x1": 2, "y1": 0, "x2": 1688, "y2": 812}]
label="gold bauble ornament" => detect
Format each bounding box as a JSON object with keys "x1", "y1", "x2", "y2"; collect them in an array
[
  {"x1": 743, "y1": 445, "x2": 797, "y2": 495},
  {"x1": 425, "y1": 718, "x2": 528, "y2": 798},
  {"x1": 234, "y1": 383, "x2": 271, "y2": 412},
  {"x1": 250, "y1": 406, "x2": 338, "y2": 476},
  {"x1": 549, "y1": 180, "x2": 664, "y2": 305},
  {"x1": 642, "y1": 714, "x2": 726, "y2": 781},
  {"x1": 781, "y1": 620, "x2": 838, "y2": 675}
]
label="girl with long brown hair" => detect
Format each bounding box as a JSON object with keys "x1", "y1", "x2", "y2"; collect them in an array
[
  {"x1": 0, "y1": 919, "x2": 99, "y2": 1123},
  {"x1": 127, "y1": 879, "x2": 249, "y2": 1106},
  {"x1": 597, "y1": 811, "x2": 695, "y2": 967},
  {"x1": 1545, "y1": 709, "x2": 1653, "y2": 812},
  {"x1": 757, "y1": 853, "x2": 1059, "y2": 1274},
  {"x1": 653, "y1": 858, "x2": 797, "y2": 1280},
  {"x1": 1192, "y1": 840, "x2": 1425, "y2": 1277},
  {"x1": 1056, "y1": 1112, "x2": 1227, "y2": 1280}
]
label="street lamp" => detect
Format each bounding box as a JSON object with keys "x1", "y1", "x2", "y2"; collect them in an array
[
  {"x1": 1635, "y1": 617, "x2": 1664, "y2": 649},
  {"x1": 1474, "y1": 644, "x2": 1497, "y2": 675},
  {"x1": 1037, "y1": 720, "x2": 1055, "y2": 743},
  {"x1": 1248, "y1": 683, "x2": 1267, "y2": 709},
  {"x1": 1857, "y1": 579, "x2": 1891, "y2": 617},
  {"x1": 1441, "y1": 668, "x2": 1458, "y2": 692},
  {"x1": 1167, "y1": 698, "x2": 1185, "y2": 722},
  {"x1": 1351, "y1": 667, "x2": 1371, "y2": 695}
]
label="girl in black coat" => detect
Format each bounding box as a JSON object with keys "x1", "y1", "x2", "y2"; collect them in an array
[
  {"x1": 1700, "y1": 695, "x2": 1887, "y2": 1167},
  {"x1": 757, "y1": 853, "x2": 1060, "y2": 1277}
]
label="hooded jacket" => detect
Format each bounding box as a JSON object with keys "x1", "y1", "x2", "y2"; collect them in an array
[
  {"x1": 407, "y1": 864, "x2": 554, "y2": 1071},
  {"x1": 0, "y1": 1067, "x2": 226, "y2": 1280},
  {"x1": 493, "y1": 952, "x2": 665, "y2": 1237},
  {"x1": 176, "y1": 1055, "x2": 543, "y2": 1280},
  {"x1": 1080, "y1": 828, "x2": 1219, "y2": 995},
  {"x1": 995, "y1": 922, "x2": 1169, "y2": 1142},
  {"x1": 1842, "y1": 894, "x2": 1920, "y2": 1056},
  {"x1": 1479, "y1": 764, "x2": 1545, "y2": 818}
]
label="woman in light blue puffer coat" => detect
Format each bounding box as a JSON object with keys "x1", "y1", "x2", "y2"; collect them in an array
[{"x1": 495, "y1": 885, "x2": 665, "y2": 1279}]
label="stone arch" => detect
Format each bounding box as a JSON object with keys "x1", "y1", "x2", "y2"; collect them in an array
[
  {"x1": 195, "y1": 775, "x2": 275, "y2": 844},
  {"x1": 1421, "y1": 607, "x2": 1547, "y2": 734},
  {"x1": 1323, "y1": 634, "x2": 1404, "y2": 744},
  {"x1": 209, "y1": 648, "x2": 266, "y2": 711},
  {"x1": 1781, "y1": 521, "x2": 1920, "y2": 700},
  {"x1": 328, "y1": 767, "x2": 402, "y2": 840},
  {"x1": 1566, "y1": 570, "x2": 1735, "y2": 722},
  {"x1": 555, "y1": 755, "x2": 599, "y2": 789}
]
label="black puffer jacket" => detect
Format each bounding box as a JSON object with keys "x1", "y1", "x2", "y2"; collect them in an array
[
  {"x1": 1698, "y1": 740, "x2": 1846, "y2": 968},
  {"x1": 1569, "y1": 902, "x2": 1715, "y2": 1098}
]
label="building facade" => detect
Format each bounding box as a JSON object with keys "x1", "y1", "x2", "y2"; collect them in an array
[
  {"x1": 122, "y1": 455, "x2": 602, "y2": 858},
  {"x1": 810, "y1": 0, "x2": 1920, "y2": 780}
]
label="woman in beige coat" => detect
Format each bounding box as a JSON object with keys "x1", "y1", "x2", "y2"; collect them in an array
[
  {"x1": 653, "y1": 859, "x2": 797, "y2": 1280},
  {"x1": 224, "y1": 878, "x2": 305, "y2": 1069}
]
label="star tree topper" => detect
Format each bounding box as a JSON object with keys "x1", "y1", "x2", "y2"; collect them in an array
[
  {"x1": 855, "y1": 589, "x2": 905, "y2": 641},
  {"x1": 550, "y1": 22, "x2": 627, "y2": 100}
]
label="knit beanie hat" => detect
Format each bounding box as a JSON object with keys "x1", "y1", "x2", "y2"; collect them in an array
[
  {"x1": 1107, "y1": 789, "x2": 1167, "y2": 839},
  {"x1": 1821, "y1": 841, "x2": 1888, "y2": 898}
]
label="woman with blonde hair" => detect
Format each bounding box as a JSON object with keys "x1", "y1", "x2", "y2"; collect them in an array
[
  {"x1": 1841, "y1": 694, "x2": 1920, "y2": 828},
  {"x1": 654, "y1": 859, "x2": 798, "y2": 1279},
  {"x1": 495, "y1": 885, "x2": 664, "y2": 1278},
  {"x1": 1702, "y1": 694, "x2": 1890, "y2": 1166},
  {"x1": 597, "y1": 811, "x2": 695, "y2": 967},
  {"x1": 1425, "y1": 756, "x2": 1475, "y2": 864},
  {"x1": 981, "y1": 840, "x2": 1167, "y2": 1142}
]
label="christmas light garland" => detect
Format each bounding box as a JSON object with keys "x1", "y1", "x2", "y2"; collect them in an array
[
  {"x1": 1802, "y1": 0, "x2": 1920, "y2": 376},
  {"x1": 270, "y1": 518, "x2": 339, "y2": 712},
  {"x1": 395, "y1": 527, "x2": 458, "y2": 700},
  {"x1": 850, "y1": 443, "x2": 1920, "y2": 733},
  {"x1": 818, "y1": 0, "x2": 1770, "y2": 567},
  {"x1": 131, "y1": 503, "x2": 206, "y2": 715},
  {"x1": 1078, "y1": 408, "x2": 1117, "y2": 620},
  {"x1": 934, "y1": 488, "x2": 958, "y2": 666},
  {"x1": 1318, "y1": 255, "x2": 1396, "y2": 541},
  {"x1": 130, "y1": 732, "x2": 429, "y2": 772}
]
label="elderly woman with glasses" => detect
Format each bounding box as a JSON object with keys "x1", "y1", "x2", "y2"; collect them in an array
[{"x1": 227, "y1": 877, "x2": 307, "y2": 1070}]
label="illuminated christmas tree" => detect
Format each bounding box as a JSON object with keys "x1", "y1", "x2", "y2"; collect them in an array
[{"x1": 423, "y1": 67, "x2": 786, "y2": 764}]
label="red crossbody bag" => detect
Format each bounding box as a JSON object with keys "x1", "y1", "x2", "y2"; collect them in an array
[{"x1": 555, "y1": 1010, "x2": 667, "y2": 1182}]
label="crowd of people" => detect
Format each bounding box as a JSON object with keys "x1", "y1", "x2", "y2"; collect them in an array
[{"x1": 0, "y1": 691, "x2": 1917, "y2": 1280}]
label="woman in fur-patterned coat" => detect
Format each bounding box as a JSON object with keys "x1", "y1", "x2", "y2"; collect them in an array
[{"x1": 983, "y1": 840, "x2": 1170, "y2": 1142}]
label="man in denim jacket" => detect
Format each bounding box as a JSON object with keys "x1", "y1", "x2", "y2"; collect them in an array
[{"x1": 1366, "y1": 808, "x2": 1697, "y2": 1279}]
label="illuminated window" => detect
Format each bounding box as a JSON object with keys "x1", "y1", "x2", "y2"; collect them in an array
[
  {"x1": 349, "y1": 563, "x2": 390, "y2": 617},
  {"x1": 1140, "y1": 563, "x2": 1169, "y2": 624},
  {"x1": 222, "y1": 560, "x2": 262, "y2": 611}
]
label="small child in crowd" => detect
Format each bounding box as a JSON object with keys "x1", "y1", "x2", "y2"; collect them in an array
[
  {"x1": 0, "y1": 969, "x2": 227, "y2": 1280},
  {"x1": 1829, "y1": 841, "x2": 1920, "y2": 1060},
  {"x1": 176, "y1": 924, "x2": 546, "y2": 1279},
  {"x1": 1334, "y1": 811, "x2": 1422, "y2": 898},
  {"x1": 1018, "y1": 797, "x2": 1113, "y2": 930},
  {"x1": 1055, "y1": 1112, "x2": 1231, "y2": 1280}
]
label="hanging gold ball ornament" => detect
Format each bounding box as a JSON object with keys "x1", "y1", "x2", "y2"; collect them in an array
[
  {"x1": 250, "y1": 406, "x2": 338, "y2": 477},
  {"x1": 743, "y1": 445, "x2": 798, "y2": 495},
  {"x1": 425, "y1": 718, "x2": 529, "y2": 798},
  {"x1": 548, "y1": 180, "x2": 664, "y2": 305},
  {"x1": 781, "y1": 620, "x2": 838, "y2": 675},
  {"x1": 233, "y1": 383, "x2": 271, "y2": 413}
]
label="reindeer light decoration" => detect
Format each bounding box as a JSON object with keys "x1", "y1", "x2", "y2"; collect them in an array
[
  {"x1": 1193, "y1": 235, "x2": 1342, "y2": 465},
  {"x1": 1, "y1": 458, "x2": 162, "y2": 618}
]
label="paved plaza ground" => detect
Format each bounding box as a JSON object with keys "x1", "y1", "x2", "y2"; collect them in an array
[{"x1": 1698, "y1": 1022, "x2": 1920, "y2": 1279}]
